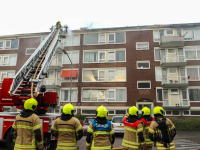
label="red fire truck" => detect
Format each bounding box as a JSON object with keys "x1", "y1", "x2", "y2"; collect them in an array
[{"x1": 0, "y1": 23, "x2": 66, "y2": 150}]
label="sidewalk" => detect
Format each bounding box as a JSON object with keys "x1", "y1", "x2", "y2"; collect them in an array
[{"x1": 175, "y1": 131, "x2": 200, "y2": 144}]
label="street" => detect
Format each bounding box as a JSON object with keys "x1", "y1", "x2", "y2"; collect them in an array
[{"x1": 1, "y1": 134, "x2": 200, "y2": 150}]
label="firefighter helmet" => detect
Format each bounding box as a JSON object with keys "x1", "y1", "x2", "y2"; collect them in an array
[
  {"x1": 153, "y1": 106, "x2": 164, "y2": 116},
  {"x1": 62, "y1": 103, "x2": 74, "y2": 115},
  {"x1": 24, "y1": 98, "x2": 38, "y2": 111},
  {"x1": 58, "y1": 20, "x2": 60, "y2": 22},
  {"x1": 142, "y1": 107, "x2": 151, "y2": 116},
  {"x1": 96, "y1": 105, "x2": 108, "y2": 118},
  {"x1": 128, "y1": 106, "x2": 138, "y2": 116}
]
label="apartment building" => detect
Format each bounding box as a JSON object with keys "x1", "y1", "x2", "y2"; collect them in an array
[{"x1": 0, "y1": 22, "x2": 200, "y2": 117}]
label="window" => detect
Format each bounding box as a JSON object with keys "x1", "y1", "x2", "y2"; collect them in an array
[
  {"x1": 155, "y1": 68, "x2": 162, "y2": 81},
  {"x1": 108, "y1": 51, "x2": 115, "y2": 61},
  {"x1": 1, "y1": 55, "x2": 17, "y2": 66},
  {"x1": 84, "y1": 32, "x2": 125, "y2": 45},
  {"x1": 189, "y1": 89, "x2": 200, "y2": 101},
  {"x1": 136, "y1": 42, "x2": 149, "y2": 50},
  {"x1": 194, "y1": 28, "x2": 200, "y2": 40},
  {"x1": 99, "y1": 34, "x2": 106, "y2": 44},
  {"x1": 173, "y1": 111, "x2": 179, "y2": 115},
  {"x1": 183, "y1": 29, "x2": 194, "y2": 40},
  {"x1": 156, "y1": 88, "x2": 168, "y2": 102},
  {"x1": 187, "y1": 68, "x2": 199, "y2": 80},
  {"x1": 169, "y1": 68, "x2": 176, "y2": 73},
  {"x1": 168, "y1": 49, "x2": 175, "y2": 53},
  {"x1": 108, "y1": 33, "x2": 115, "y2": 43},
  {"x1": 65, "y1": 35, "x2": 80, "y2": 46},
  {"x1": 137, "y1": 81, "x2": 151, "y2": 89},
  {"x1": 116, "y1": 110, "x2": 126, "y2": 115},
  {"x1": 191, "y1": 111, "x2": 200, "y2": 115},
  {"x1": 49, "y1": 71, "x2": 54, "y2": 76},
  {"x1": 98, "y1": 51, "x2": 105, "y2": 62},
  {"x1": 185, "y1": 47, "x2": 200, "y2": 60},
  {"x1": 63, "y1": 52, "x2": 79, "y2": 64},
  {"x1": 171, "y1": 89, "x2": 178, "y2": 94},
  {"x1": 108, "y1": 110, "x2": 115, "y2": 115},
  {"x1": 26, "y1": 48, "x2": 35, "y2": 55},
  {"x1": 5, "y1": 41, "x2": 11, "y2": 49},
  {"x1": 0, "y1": 41, "x2": 3, "y2": 49},
  {"x1": 82, "y1": 68, "x2": 126, "y2": 82},
  {"x1": 166, "y1": 30, "x2": 174, "y2": 35},
  {"x1": 0, "y1": 71, "x2": 15, "y2": 81},
  {"x1": 137, "y1": 61, "x2": 150, "y2": 69},
  {"x1": 165, "y1": 111, "x2": 171, "y2": 115},
  {"x1": 153, "y1": 30, "x2": 164, "y2": 41},
  {"x1": 183, "y1": 111, "x2": 190, "y2": 115},
  {"x1": 154, "y1": 49, "x2": 161, "y2": 61},
  {"x1": 165, "y1": 110, "x2": 180, "y2": 116},
  {"x1": 82, "y1": 110, "x2": 96, "y2": 115},
  {"x1": 82, "y1": 88, "x2": 126, "y2": 102},
  {"x1": 61, "y1": 89, "x2": 77, "y2": 102}
]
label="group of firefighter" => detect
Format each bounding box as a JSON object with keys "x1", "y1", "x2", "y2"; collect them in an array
[{"x1": 10, "y1": 98, "x2": 176, "y2": 150}]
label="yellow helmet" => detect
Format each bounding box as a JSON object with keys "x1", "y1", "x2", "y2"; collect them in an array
[
  {"x1": 24, "y1": 98, "x2": 38, "y2": 111},
  {"x1": 96, "y1": 105, "x2": 108, "y2": 118},
  {"x1": 62, "y1": 103, "x2": 74, "y2": 115},
  {"x1": 142, "y1": 107, "x2": 151, "y2": 116},
  {"x1": 153, "y1": 106, "x2": 164, "y2": 116},
  {"x1": 128, "y1": 106, "x2": 138, "y2": 116},
  {"x1": 58, "y1": 20, "x2": 60, "y2": 22}
]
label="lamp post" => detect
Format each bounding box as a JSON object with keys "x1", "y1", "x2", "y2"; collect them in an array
[{"x1": 58, "y1": 47, "x2": 73, "y2": 103}]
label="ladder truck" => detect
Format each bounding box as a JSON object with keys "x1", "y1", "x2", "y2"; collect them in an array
[{"x1": 0, "y1": 22, "x2": 67, "y2": 150}]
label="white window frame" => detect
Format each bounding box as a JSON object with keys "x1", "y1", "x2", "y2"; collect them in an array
[
  {"x1": 136, "y1": 42, "x2": 149, "y2": 50},
  {"x1": 137, "y1": 61, "x2": 150, "y2": 69},
  {"x1": 186, "y1": 67, "x2": 200, "y2": 81},
  {"x1": 5, "y1": 40, "x2": 11, "y2": 49},
  {"x1": 3, "y1": 56, "x2": 9, "y2": 66},
  {"x1": 0, "y1": 41, "x2": 3, "y2": 49},
  {"x1": 81, "y1": 109, "x2": 96, "y2": 115},
  {"x1": 1, "y1": 72, "x2": 7, "y2": 81},
  {"x1": 137, "y1": 81, "x2": 151, "y2": 89},
  {"x1": 63, "y1": 51, "x2": 79, "y2": 64},
  {"x1": 108, "y1": 51, "x2": 115, "y2": 61},
  {"x1": 154, "y1": 48, "x2": 161, "y2": 61},
  {"x1": 108, "y1": 69, "x2": 116, "y2": 81},
  {"x1": 26, "y1": 48, "x2": 36, "y2": 55},
  {"x1": 108, "y1": 33, "x2": 115, "y2": 43},
  {"x1": 60, "y1": 89, "x2": 78, "y2": 102},
  {"x1": 171, "y1": 89, "x2": 179, "y2": 95},
  {"x1": 168, "y1": 49, "x2": 175, "y2": 54},
  {"x1": 169, "y1": 68, "x2": 177, "y2": 74},
  {"x1": 98, "y1": 34, "x2": 106, "y2": 44},
  {"x1": 165, "y1": 30, "x2": 174, "y2": 35},
  {"x1": 98, "y1": 70, "x2": 106, "y2": 81},
  {"x1": 0, "y1": 56, "x2": 2, "y2": 66},
  {"x1": 108, "y1": 89, "x2": 115, "y2": 101},
  {"x1": 49, "y1": 71, "x2": 54, "y2": 76},
  {"x1": 98, "y1": 51, "x2": 106, "y2": 62}
]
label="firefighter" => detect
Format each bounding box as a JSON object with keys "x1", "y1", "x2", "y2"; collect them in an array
[
  {"x1": 122, "y1": 106, "x2": 145, "y2": 150},
  {"x1": 11, "y1": 98, "x2": 44, "y2": 150},
  {"x1": 148, "y1": 106, "x2": 176, "y2": 150},
  {"x1": 56, "y1": 20, "x2": 61, "y2": 29},
  {"x1": 86, "y1": 105, "x2": 115, "y2": 150},
  {"x1": 51, "y1": 103, "x2": 83, "y2": 150},
  {"x1": 140, "y1": 107, "x2": 154, "y2": 150}
]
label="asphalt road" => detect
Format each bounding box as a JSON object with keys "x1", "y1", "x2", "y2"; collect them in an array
[{"x1": 1, "y1": 134, "x2": 200, "y2": 150}]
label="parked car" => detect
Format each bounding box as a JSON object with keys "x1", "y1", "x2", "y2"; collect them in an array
[
  {"x1": 111, "y1": 116, "x2": 124, "y2": 134},
  {"x1": 82, "y1": 117, "x2": 95, "y2": 135}
]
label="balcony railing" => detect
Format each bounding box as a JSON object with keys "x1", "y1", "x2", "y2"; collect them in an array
[
  {"x1": 43, "y1": 79, "x2": 61, "y2": 88},
  {"x1": 162, "y1": 76, "x2": 189, "y2": 87},
  {"x1": 163, "y1": 99, "x2": 190, "y2": 110},
  {"x1": 159, "y1": 36, "x2": 185, "y2": 48},
  {"x1": 160, "y1": 55, "x2": 187, "y2": 67}
]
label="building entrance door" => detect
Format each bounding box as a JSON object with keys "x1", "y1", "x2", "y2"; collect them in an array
[{"x1": 136, "y1": 102, "x2": 154, "y2": 117}]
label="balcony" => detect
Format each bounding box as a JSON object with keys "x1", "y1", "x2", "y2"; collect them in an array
[
  {"x1": 163, "y1": 99, "x2": 190, "y2": 110},
  {"x1": 44, "y1": 79, "x2": 61, "y2": 89},
  {"x1": 162, "y1": 76, "x2": 189, "y2": 88},
  {"x1": 159, "y1": 36, "x2": 185, "y2": 48},
  {"x1": 160, "y1": 55, "x2": 187, "y2": 67}
]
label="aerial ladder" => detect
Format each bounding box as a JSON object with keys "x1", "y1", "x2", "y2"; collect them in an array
[{"x1": 0, "y1": 22, "x2": 67, "y2": 114}]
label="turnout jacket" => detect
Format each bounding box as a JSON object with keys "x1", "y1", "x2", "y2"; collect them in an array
[
  {"x1": 51, "y1": 115, "x2": 83, "y2": 150},
  {"x1": 148, "y1": 117, "x2": 176, "y2": 150},
  {"x1": 122, "y1": 116, "x2": 145, "y2": 150},
  {"x1": 12, "y1": 110, "x2": 43, "y2": 150},
  {"x1": 86, "y1": 118, "x2": 115, "y2": 150},
  {"x1": 140, "y1": 116, "x2": 154, "y2": 146}
]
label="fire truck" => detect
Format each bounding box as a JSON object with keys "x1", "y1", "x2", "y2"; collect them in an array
[{"x1": 0, "y1": 22, "x2": 67, "y2": 150}]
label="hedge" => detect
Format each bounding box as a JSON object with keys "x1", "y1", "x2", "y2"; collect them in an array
[{"x1": 171, "y1": 118, "x2": 200, "y2": 131}]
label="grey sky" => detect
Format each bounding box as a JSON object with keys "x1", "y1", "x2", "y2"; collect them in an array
[{"x1": 0, "y1": 0, "x2": 199, "y2": 36}]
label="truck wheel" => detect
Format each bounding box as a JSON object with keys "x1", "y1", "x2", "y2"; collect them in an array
[{"x1": 5, "y1": 131, "x2": 14, "y2": 150}]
